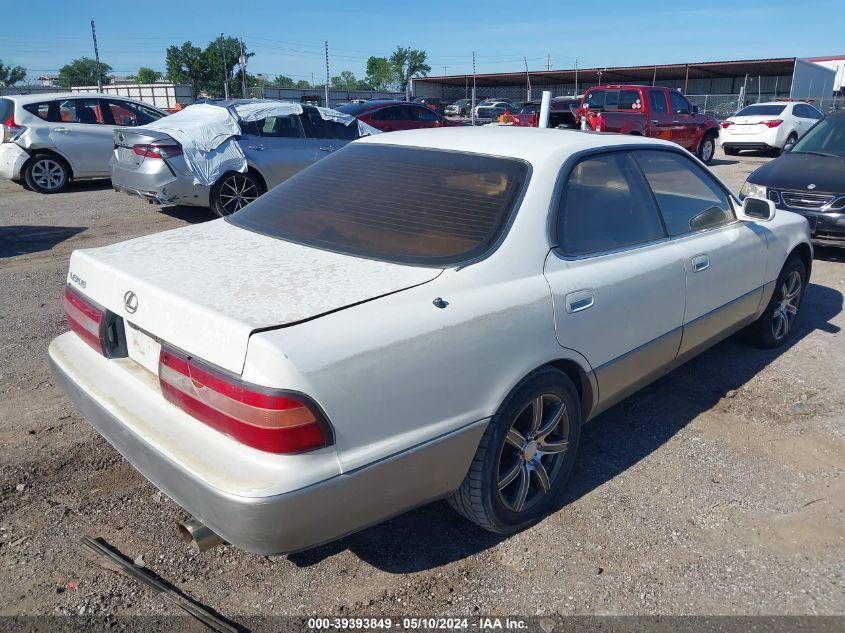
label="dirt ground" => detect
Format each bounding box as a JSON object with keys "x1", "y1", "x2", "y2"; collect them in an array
[{"x1": 0, "y1": 149, "x2": 843, "y2": 628}]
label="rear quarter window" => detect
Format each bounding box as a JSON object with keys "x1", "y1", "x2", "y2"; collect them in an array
[{"x1": 228, "y1": 144, "x2": 529, "y2": 266}]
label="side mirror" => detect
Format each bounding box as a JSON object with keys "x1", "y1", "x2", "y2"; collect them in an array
[
  {"x1": 692, "y1": 105, "x2": 699, "y2": 114},
  {"x1": 739, "y1": 196, "x2": 776, "y2": 221}
]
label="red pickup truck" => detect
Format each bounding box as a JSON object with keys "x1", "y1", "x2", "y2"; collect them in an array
[{"x1": 577, "y1": 85, "x2": 720, "y2": 164}]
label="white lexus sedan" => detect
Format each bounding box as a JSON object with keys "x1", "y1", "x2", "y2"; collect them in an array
[{"x1": 49, "y1": 127, "x2": 812, "y2": 554}]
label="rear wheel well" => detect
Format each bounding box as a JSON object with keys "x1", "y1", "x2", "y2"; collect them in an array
[
  {"x1": 246, "y1": 167, "x2": 267, "y2": 192},
  {"x1": 25, "y1": 149, "x2": 73, "y2": 179},
  {"x1": 789, "y1": 243, "x2": 813, "y2": 283},
  {"x1": 547, "y1": 359, "x2": 593, "y2": 423}
]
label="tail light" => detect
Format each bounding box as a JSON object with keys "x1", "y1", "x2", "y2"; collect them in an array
[
  {"x1": 63, "y1": 286, "x2": 126, "y2": 357},
  {"x1": 2, "y1": 114, "x2": 24, "y2": 143},
  {"x1": 159, "y1": 345, "x2": 332, "y2": 454},
  {"x1": 132, "y1": 144, "x2": 182, "y2": 159},
  {"x1": 760, "y1": 120, "x2": 783, "y2": 128},
  {"x1": 721, "y1": 121, "x2": 734, "y2": 129}
]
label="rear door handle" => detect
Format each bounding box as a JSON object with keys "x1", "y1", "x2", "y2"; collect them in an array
[
  {"x1": 651, "y1": 119, "x2": 659, "y2": 124},
  {"x1": 248, "y1": 145, "x2": 266, "y2": 151},
  {"x1": 52, "y1": 127, "x2": 69, "y2": 133},
  {"x1": 565, "y1": 290, "x2": 595, "y2": 314},
  {"x1": 319, "y1": 146, "x2": 334, "y2": 152},
  {"x1": 692, "y1": 255, "x2": 710, "y2": 273}
]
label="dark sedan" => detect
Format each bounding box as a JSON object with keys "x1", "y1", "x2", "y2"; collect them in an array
[
  {"x1": 337, "y1": 100, "x2": 458, "y2": 133},
  {"x1": 740, "y1": 110, "x2": 845, "y2": 247}
]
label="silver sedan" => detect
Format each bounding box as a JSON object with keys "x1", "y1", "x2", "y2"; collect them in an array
[{"x1": 110, "y1": 100, "x2": 359, "y2": 217}]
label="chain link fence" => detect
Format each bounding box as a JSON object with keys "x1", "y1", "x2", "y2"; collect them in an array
[{"x1": 687, "y1": 94, "x2": 845, "y2": 120}]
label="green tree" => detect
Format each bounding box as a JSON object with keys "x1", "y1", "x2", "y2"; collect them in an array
[
  {"x1": 58, "y1": 57, "x2": 112, "y2": 88},
  {"x1": 331, "y1": 70, "x2": 359, "y2": 90},
  {"x1": 365, "y1": 56, "x2": 394, "y2": 91},
  {"x1": 165, "y1": 37, "x2": 253, "y2": 98},
  {"x1": 295, "y1": 79, "x2": 310, "y2": 89},
  {"x1": 0, "y1": 60, "x2": 26, "y2": 86},
  {"x1": 274, "y1": 75, "x2": 295, "y2": 87},
  {"x1": 165, "y1": 42, "x2": 205, "y2": 97},
  {"x1": 134, "y1": 67, "x2": 162, "y2": 84},
  {"x1": 389, "y1": 47, "x2": 430, "y2": 92}
]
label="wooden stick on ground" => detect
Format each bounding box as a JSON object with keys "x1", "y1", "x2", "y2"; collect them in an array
[{"x1": 80, "y1": 535, "x2": 238, "y2": 633}]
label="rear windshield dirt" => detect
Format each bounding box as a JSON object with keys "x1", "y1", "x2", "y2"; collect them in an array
[{"x1": 228, "y1": 144, "x2": 528, "y2": 266}]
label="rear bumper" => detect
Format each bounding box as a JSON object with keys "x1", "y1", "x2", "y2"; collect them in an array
[
  {"x1": 110, "y1": 160, "x2": 210, "y2": 207},
  {"x1": 0, "y1": 143, "x2": 29, "y2": 180},
  {"x1": 719, "y1": 141, "x2": 775, "y2": 151},
  {"x1": 49, "y1": 332, "x2": 485, "y2": 554}
]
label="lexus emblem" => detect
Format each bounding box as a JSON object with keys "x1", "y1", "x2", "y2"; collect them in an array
[
  {"x1": 807, "y1": 184, "x2": 816, "y2": 190},
  {"x1": 123, "y1": 291, "x2": 138, "y2": 314}
]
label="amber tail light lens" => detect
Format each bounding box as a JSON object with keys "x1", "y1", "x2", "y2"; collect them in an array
[{"x1": 158, "y1": 345, "x2": 332, "y2": 454}]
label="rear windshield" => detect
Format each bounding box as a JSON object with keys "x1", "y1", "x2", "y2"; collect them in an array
[
  {"x1": 228, "y1": 144, "x2": 529, "y2": 266},
  {"x1": 735, "y1": 104, "x2": 786, "y2": 117}
]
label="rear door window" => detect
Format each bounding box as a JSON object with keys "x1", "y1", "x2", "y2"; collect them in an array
[
  {"x1": 59, "y1": 99, "x2": 105, "y2": 124},
  {"x1": 648, "y1": 91, "x2": 668, "y2": 113},
  {"x1": 411, "y1": 106, "x2": 439, "y2": 121},
  {"x1": 228, "y1": 144, "x2": 529, "y2": 266},
  {"x1": 556, "y1": 152, "x2": 667, "y2": 256},
  {"x1": 634, "y1": 150, "x2": 733, "y2": 235}
]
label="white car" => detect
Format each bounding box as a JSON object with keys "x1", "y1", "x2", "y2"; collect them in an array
[
  {"x1": 49, "y1": 127, "x2": 812, "y2": 554},
  {"x1": 718, "y1": 101, "x2": 823, "y2": 155},
  {"x1": 0, "y1": 92, "x2": 166, "y2": 193}
]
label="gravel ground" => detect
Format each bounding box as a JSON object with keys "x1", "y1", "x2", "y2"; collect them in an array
[{"x1": 0, "y1": 149, "x2": 843, "y2": 628}]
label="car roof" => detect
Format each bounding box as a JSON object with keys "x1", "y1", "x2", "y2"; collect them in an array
[
  {"x1": 3, "y1": 91, "x2": 113, "y2": 104},
  {"x1": 740, "y1": 101, "x2": 801, "y2": 107},
  {"x1": 356, "y1": 126, "x2": 678, "y2": 164}
]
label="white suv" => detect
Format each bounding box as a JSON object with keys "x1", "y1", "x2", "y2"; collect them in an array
[
  {"x1": 718, "y1": 101, "x2": 823, "y2": 155},
  {"x1": 0, "y1": 93, "x2": 166, "y2": 193}
]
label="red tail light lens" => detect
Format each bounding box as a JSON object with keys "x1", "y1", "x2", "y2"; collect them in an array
[
  {"x1": 760, "y1": 120, "x2": 783, "y2": 128},
  {"x1": 721, "y1": 121, "x2": 734, "y2": 129},
  {"x1": 3, "y1": 114, "x2": 23, "y2": 143},
  {"x1": 159, "y1": 346, "x2": 332, "y2": 454},
  {"x1": 64, "y1": 286, "x2": 106, "y2": 355},
  {"x1": 132, "y1": 144, "x2": 182, "y2": 159}
]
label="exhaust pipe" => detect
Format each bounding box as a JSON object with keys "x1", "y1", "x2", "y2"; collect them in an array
[{"x1": 177, "y1": 518, "x2": 224, "y2": 553}]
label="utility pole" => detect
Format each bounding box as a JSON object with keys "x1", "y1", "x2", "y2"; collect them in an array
[
  {"x1": 442, "y1": 66, "x2": 448, "y2": 76},
  {"x1": 239, "y1": 38, "x2": 248, "y2": 98},
  {"x1": 90, "y1": 20, "x2": 102, "y2": 91},
  {"x1": 546, "y1": 52, "x2": 551, "y2": 71},
  {"x1": 524, "y1": 57, "x2": 531, "y2": 102},
  {"x1": 574, "y1": 57, "x2": 578, "y2": 96},
  {"x1": 471, "y1": 51, "x2": 477, "y2": 126},
  {"x1": 220, "y1": 33, "x2": 229, "y2": 99},
  {"x1": 324, "y1": 41, "x2": 330, "y2": 107}
]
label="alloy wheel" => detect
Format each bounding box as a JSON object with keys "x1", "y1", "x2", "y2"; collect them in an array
[
  {"x1": 701, "y1": 138, "x2": 714, "y2": 163},
  {"x1": 497, "y1": 394, "x2": 571, "y2": 513},
  {"x1": 218, "y1": 174, "x2": 259, "y2": 215},
  {"x1": 31, "y1": 158, "x2": 66, "y2": 191},
  {"x1": 771, "y1": 270, "x2": 802, "y2": 341}
]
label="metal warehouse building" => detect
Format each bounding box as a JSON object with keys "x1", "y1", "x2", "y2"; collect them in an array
[{"x1": 413, "y1": 57, "x2": 839, "y2": 118}]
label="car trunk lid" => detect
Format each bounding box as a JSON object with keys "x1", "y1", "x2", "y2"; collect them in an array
[
  {"x1": 112, "y1": 127, "x2": 180, "y2": 171},
  {"x1": 67, "y1": 220, "x2": 442, "y2": 374}
]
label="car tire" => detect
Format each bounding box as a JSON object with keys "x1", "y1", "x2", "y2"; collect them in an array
[
  {"x1": 747, "y1": 256, "x2": 806, "y2": 349},
  {"x1": 782, "y1": 133, "x2": 798, "y2": 153},
  {"x1": 724, "y1": 147, "x2": 739, "y2": 156},
  {"x1": 24, "y1": 153, "x2": 70, "y2": 194},
  {"x1": 448, "y1": 366, "x2": 581, "y2": 534},
  {"x1": 210, "y1": 171, "x2": 265, "y2": 218},
  {"x1": 696, "y1": 132, "x2": 717, "y2": 164}
]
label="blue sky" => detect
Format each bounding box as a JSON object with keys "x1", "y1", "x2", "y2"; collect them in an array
[{"x1": 2, "y1": 0, "x2": 843, "y2": 81}]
